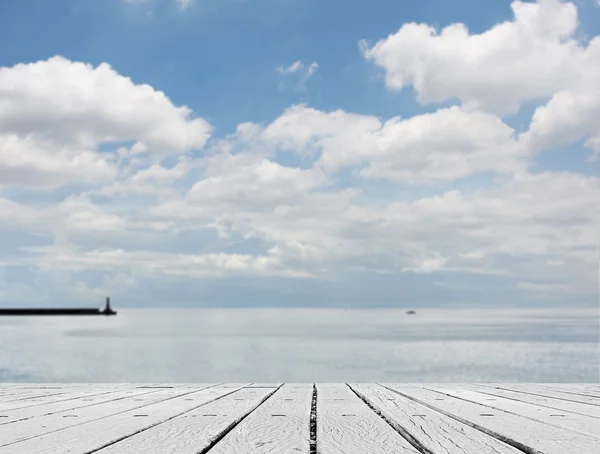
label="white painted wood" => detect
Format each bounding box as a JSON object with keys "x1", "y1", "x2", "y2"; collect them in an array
[
  {"x1": 491, "y1": 384, "x2": 600, "y2": 407},
  {"x1": 0, "y1": 385, "x2": 247, "y2": 454},
  {"x1": 0, "y1": 385, "x2": 105, "y2": 402},
  {"x1": 317, "y1": 384, "x2": 419, "y2": 454},
  {"x1": 0, "y1": 385, "x2": 221, "y2": 447},
  {"x1": 0, "y1": 390, "x2": 78, "y2": 404},
  {"x1": 351, "y1": 384, "x2": 524, "y2": 453},
  {"x1": 468, "y1": 384, "x2": 600, "y2": 419},
  {"x1": 532, "y1": 385, "x2": 600, "y2": 399},
  {"x1": 0, "y1": 385, "x2": 147, "y2": 412},
  {"x1": 208, "y1": 384, "x2": 312, "y2": 454},
  {"x1": 93, "y1": 386, "x2": 278, "y2": 454},
  {"x1": 427, "y1": 386, "x2": 600, "y2": 438},
  {"x1": 0, "y1": 387, "x2": 167, "y2": 424},
  {"x1": 1, "y1": 384, "x2": 599, "y2": 453},
  {"x1": 384, "y1": 385, "x2": 599, "y2": 454}
]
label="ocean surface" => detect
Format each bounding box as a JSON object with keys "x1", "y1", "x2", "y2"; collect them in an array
[{"x1": 0, "y1": 308, "x2": 598, "y2": 383}]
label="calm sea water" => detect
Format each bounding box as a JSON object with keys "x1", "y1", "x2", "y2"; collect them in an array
[{"x1": 0, "y1": 308, "x2": 598, "y2": 383}]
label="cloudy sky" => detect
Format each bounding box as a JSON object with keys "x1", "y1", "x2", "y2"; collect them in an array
[{"x1": 0, "y1": 0, "x2": 598, "y2": 308}]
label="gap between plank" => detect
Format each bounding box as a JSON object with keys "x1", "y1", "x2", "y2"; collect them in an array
[
  {"x1": 480, "y1": 385, "x2": 600, "y2": 408},
  {"x1": 346, "y1": 384, "x2": 433, "y2": 454},
  {"x1": 378, "y1": 384, "x2": 541, "y2": 454},
  {"x1": 424, "y1": 385, "x2": 600, "y2": 434},
  {"x1": 0, "y1": 387, "x2": 173, "y2": 427},
  {"x1": 309, "y1": 384, "x2": 317, "y2": 454},
  {"x1": 84, "y1": 385, "x2": 250, "y2": 454},
  {"x1": 462, "y1": 386, "x2": 600, "y2": 420},
  {"x1": 198, "y1": 384, "x2": 283, "y2": 454},
  {"x1": 1, "y1": 385, "x2": 222, "y2": 450}
]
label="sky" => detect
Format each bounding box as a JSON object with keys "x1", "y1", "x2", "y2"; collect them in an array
[{"x1": 0, "y1": 0, "x2": 599, "y2": 308}]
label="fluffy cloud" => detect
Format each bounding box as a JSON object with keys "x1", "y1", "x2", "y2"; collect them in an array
[
  {"x1": 362, "y1": 0, "x2": 581, "y2": 115},
  {"x1": 0, "y1": 134, "x2": 116, "y2": 188},
  {"x1": 1, "y1": 0, "x2": 598, "y2": 306},
  {"x1": 0, "y1": 56, "x2": 211, "y2": 188},
  {"x1": 362, "y1": 0, "x2": 600, "y2": 160},
  {"x1": 264, "y1": 105, "x2": 525, "y2": 183},
  {"x1": 520, "y1": 37, "x2": 600, "y2": 154},
  {"x1": 0, "y1": 57, "x2": 211, "y2": 152}
]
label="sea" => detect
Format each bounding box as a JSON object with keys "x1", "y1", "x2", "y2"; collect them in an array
[{"x1": 0, "y1": 308, "x2": 598, "y2": 383}]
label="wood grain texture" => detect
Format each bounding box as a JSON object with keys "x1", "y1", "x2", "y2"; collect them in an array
[
  {"x1": 0, "y1": 385, "x2": 241, "y2": 453},
  {"x1": 208, "y1": 384, "x2": 312, "y2": 454},
  {"x1": 0, "y1": 386, "x2": 218, "y2": 446},
  {"x1": 351, "y1": 384, "x2": 523, "y2": 454},
  {"x1": 490, "y1": 384, "x2": 600, "y2": 407},
  {"x1": 94, "y1": 386, "x2": 279, "y2": 454},
  {"x1": 468, "y1": 384, "x2": 600, "y2": 419},
  {"x1": 0, "y1": 384, "x2": 599, "y2": 453},
  {"x1": 426, "y1": 386, "x2": 600, "y2": 438},
  {"x1": 0, "y1": 385, "x2": 137, "y2": 410},
  {"x1": 384, "y1": 385, "x2": 600, "y2": 454},
  {"x1": 528, "y1": 384, "x2": 600, "y2": 399},
  {"x1": 0, "y1": 387, "x2": 166, "y2": 425},
  {"x1": 317, "y1": 384, "x2": 419, "y2": 454}
]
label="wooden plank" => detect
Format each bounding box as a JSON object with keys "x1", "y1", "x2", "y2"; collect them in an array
[
  {"x1": 351, "y1": 384, "x2": 523, "y2": 454},
  {"x1": 0, "y1": 385, "x2": 221, "y2": 447},
  {"x1": 426, "y1": 386, "x2": 600, "y2": 439},
  {"x1": 0, "y1": 385, "x2": 146, "y2": 412},
  {"x1": 245, "y1": 383, "x2": 284, "y2": 388},
  {"x1": 0, "y1": 385, "x2": 99, "y2": 402},
  {"x1": 384, "y1": 385, "x2": 599, "y2": 454},
  {"x1": 208, "y1": 384, "x2": 312, "y2": 454},
  {"x1": 509, "y1": 384, "x2": 600, "y2": 396},
  {"x1": 0, "y1": 384, "x2": 248, "y2": 454},
  {"x1": 317, "y1": 384, "x2": 419, "y2": 454},
  {"x1": 467, "y1": 384, "x2": 600, "y2": 419},
  {"x1": 488, "y1": 384, "x2": 600, "y2": 408},
  {"x1": 532, "y1": 385, "x2": 600, "y2": 399},
  {"x1": 0, "y1": 389, "x2": 83, "y2": 404},
  {"x1": 93, "y1": 386, "x2": 279, "y2": 454},
  {"x1": 0, "y1": 387, "x2": 170, "y2": 425}
]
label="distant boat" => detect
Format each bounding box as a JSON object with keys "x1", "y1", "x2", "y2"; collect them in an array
[
  {"x1": 0, "y1": 297, "x2": 117, "y2": 316},
  {"x1": 406, "y1": 310, "x2": 416, "y2": 315}
]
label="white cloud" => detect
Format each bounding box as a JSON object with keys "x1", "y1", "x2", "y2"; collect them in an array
[
  {"x1": 0, "y1": 134, "x2": 116, "y2": 188},
  {"x1": 276, "y1": 61, "x2": 304, "y2": 75},
  {"x1": 23, "y1": 244, "x2": 309, "y2": 279},
  {"x1": 518, "y1": 281, "x2": 570, "y2": 292},
  {"x1": 362, "y1": 0, "x2": 582, "y2": 115},
  {"x1": 1, "y1": 1, "x2": 599, "y2": 306},
  {"x1": 459, "y1": 251, "x2": 485, "y2": 260},
  {"x1": 0, "y1": 56, "x2": 211, "y2": 155},
  {"x1": 0, "y1": 56, "x2": 211, "y2": 189},
  {"x1": 519, "y1": 36, "x2": 600, "y2": 154},
  {"x1": 263, "y1": 104, "x2": 525, "y2": 184},
  {"x1": 402, "y1": 254, "x2": 448, "y2": 273},
  {"x1": 276, "y1": 60, "x2": 319, "y2": 91},
  {"x1": 176, "y1": 0, "x2": 194, "y2": 9}
]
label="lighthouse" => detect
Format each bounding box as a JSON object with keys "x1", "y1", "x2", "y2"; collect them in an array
[{"x1": 102, "y1": 297, "x2": 117, "y2": 316}]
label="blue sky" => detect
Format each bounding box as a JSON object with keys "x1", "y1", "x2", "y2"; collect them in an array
[{"x1": 0, "y1": 0, "x2": 599, "y2": 308}]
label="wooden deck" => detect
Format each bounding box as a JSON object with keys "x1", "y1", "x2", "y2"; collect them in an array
[{"x1": 0, "y1": 383, "x2": 599, "y2": 453}]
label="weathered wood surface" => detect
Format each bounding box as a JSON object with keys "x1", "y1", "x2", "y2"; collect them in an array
[
  {"x1": 208, "y1": 384, "x2": 312, "y2": 454},
  {"x1": 0, "y1": 384, "x2": 598, "y2": 453},
  {"x1": 350, "y1": 384, "x2": 524, "y2": 453},
  {"x1": 383, "y1": 384, "x2": 599, "y2": 454},
  {"x1": 317, "y1": 384, "x2": 419, "y2": 453}
]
